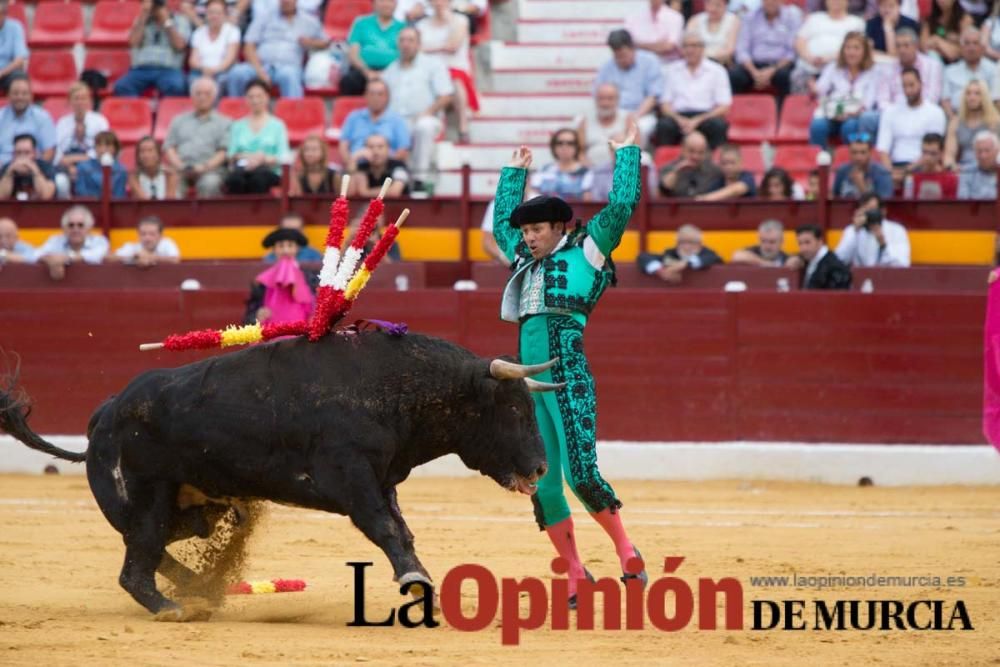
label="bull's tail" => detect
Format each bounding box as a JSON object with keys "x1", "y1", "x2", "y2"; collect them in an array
[{"x1": 0, "y1": 352, "x2": 87, "y2": 463}]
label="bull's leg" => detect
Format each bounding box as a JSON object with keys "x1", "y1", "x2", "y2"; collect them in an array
[
  {"x1": 118, "y1": 482, "x2": 178, "y2": 615},
  {"x1": 384, "y1": 487, "x2": 415, "y2": 545}
]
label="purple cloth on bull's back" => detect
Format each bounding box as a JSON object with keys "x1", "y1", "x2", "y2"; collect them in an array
[
  {"x1": 256, "y1": 258, "x2": 315, "y2": 325},
  {"x1": 984, "y1": 277, "x2": 1000, "y2": 451}
]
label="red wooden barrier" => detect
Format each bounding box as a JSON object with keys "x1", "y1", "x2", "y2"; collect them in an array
[{"x1": 0, "y1": 289, "x2": 984, "y2": 444}]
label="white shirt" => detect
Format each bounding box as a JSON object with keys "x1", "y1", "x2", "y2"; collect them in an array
[
  {"x1": 662, "y1": 58, "x2": 733, "y2": 113},
  {"x1": 875, "y1": 99, "x2": 947, "y2": 164},
  {"x1": 115, "y1": 237, "x2": 181, "y2": 262},
  {"x1": 834, "y1": 218, "x2": 911, "y2": 267},
  {"x1": 416, "y1": 13, "x2": 469, "y2": 72},
  {"x1": 382, "y1": 53, "x2": 455, "y2": 119},
  {"x1": 623, "y1": 4, "x2": 685, "y2": 62},
  {"x1": 54, "y1": 112, "x2": 110, "y2": 163},
  {"x1": 815, "y1": 64, "x2": 887, "y2": 112},
  {"x1": 687, "y1": 12, "x2": 740, "y2": 61},
  {"x1": 190, "y1": 22, "x2": 240, "y2": 70},
  {"x1": 796, "y1": 12, "x2": 865, "y2": 64},
  {"x1": 575, "y1": 107, "x2": 628, "y2": 167},
  {"x1": 36, "y1": 233, "x2": 109, "y2": 264}
]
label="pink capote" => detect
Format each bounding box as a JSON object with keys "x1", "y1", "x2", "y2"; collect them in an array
[
  {"x1": 984, "y1": 275, "x2": 1000, "y2": 451},
  {"x1": 255, "y1": 257, "x2": 315, "y2": 324}
]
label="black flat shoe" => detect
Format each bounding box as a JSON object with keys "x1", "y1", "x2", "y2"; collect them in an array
[
  {"x1": 568, "y1": 568, "x2": 596, "y2": 610},
  {"x1": 620, "y1": 547, "x2": 648, "y2": 588}
]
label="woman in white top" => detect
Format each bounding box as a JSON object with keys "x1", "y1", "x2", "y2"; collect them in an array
[
  {"x1": 188, "y1": 0, "x2": 241, "y2": 89},
  {"x1": 129, "y1": 136, "x2": 179, "y2": 200},
  {"x1": 417, "y1": 0, "x2": 478, "y2": 143},
  {"x1": 53, "y1": 82, "x2": 109, "y2": 198},
  {"x1": 791, "y1": 0, "x2": 866, "y2": 92},
  {"x1": 808, "y1": 31, "x2": 885, "y2": 149},
  {"x1": 687, "y1": 0, "x2": 740, "y2": 66},
  {"x1": 981, "y1": 2, "x2": 1000, "y2": 60}
]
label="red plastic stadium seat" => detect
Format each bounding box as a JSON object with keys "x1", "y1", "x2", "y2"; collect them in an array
[
  {"x1": 87, "y1": 1, "x2": 143, "y2": 47},
  {"x1": 324, "y1": 0, "x2": 370, "y2": 41},
  {"x1": 776, "y1": 94, "x2": 817, "y2": 143},
  {"x1": 101, "y1": 98, "x2": 154, "y2": 144},
  {"x1": 727, "y1": 94, "x2": 777, "y2": 143},
  {"x1": 27, "y1": 51, "x2": 77, "y2": 97},
  {"x1": 216, "y1": 96, "x2": 249, "y2": 120},
  {"x1": 154, "y1": 97, "x2": 192, "y2": 142},
  {"x1": 330, "y1": 95, "x2": 366, "y2": 131},
  {"x1": 274, "y1": 97, "x2": 326, "y2": 145},
  {"x1": 28, "y1": 2, "x2": 84, "y2": 48},
  {"x1": 42, "y1": 96, "x2": 70, "y2": 122},
  {"x1": 653, "y1": 145, "x2": 682, "y2": 167},
  {"x1": 84, "y1": 49, "x2": 133, "y2": 90},
  {"x1": 773, "y1": 145, "x2": 821, "y2": 173}
]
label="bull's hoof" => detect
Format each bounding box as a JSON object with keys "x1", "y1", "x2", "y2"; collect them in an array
[
  {"x1": 398, "y1": 572, "x2": 440, "y2": 614},
  {"x1": 153, "y1": 599, "x2": 213, "y2": 623}
]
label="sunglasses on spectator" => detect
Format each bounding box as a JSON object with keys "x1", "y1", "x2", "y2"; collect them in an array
[
  {"x1": 554, "y1": 140, "x2": 577, "y2": 146},
  {"x1": 65, "y1": 222, "x2": 87, "y2": 228},
  {"x1": 848, "y1": 132, "x2": 872, "y2": 144}
]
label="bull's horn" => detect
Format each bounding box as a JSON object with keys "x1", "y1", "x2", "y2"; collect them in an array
[
  {"x1": 525, "y1": 378, "x2": 565, "y2": 393},
  {"x1": 489, "y1": 357, "x2": 559, "y2": 380}
]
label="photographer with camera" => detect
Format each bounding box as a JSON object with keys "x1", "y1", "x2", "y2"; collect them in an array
[
  {"x1": 112, "y1": 0, "x2": 192, "y2": 98},
  {"x1": 835, "y1": 192, "x2": 911, "y2": 268}
]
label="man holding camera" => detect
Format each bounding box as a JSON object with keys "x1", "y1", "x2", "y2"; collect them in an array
[
  {"x1": 113, "y1": 0, "x2": 192, "y2": 98},
  {"x1": 834, "y1": 192, "x2": 911, "y2": 268}
]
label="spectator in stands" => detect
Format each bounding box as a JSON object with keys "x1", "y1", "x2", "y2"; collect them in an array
[
  {"x1": 338, "y1": 79, "x2": 411, "y2": 171},
  {"x1": 341, "y1": 0, "x2": 406, "y2": 96},
  {"x1": 623, "y1": 0, "x2": 684, "y2": 63},
  {"x1": 904, "y1": 132, "x2": 958, "y2": 198},
  {"x1": 636, "y1": 223, "x2": 723, "y2": 284},
  {"x1": 808, "y1": 32, "x2": 885, "y2": 150},
  {"x1": 688, "y1": 0, "x2": 741, "y2": 66},
  {"x1": 109, "y1": 215, "x2": 181, "y2": 266},
  {"x1": 803, "y1": 0, "x2": 878, "y2": 17},
  {"x1": 876, "y1": 68, "x2": 948, "y2": 187},
  {"x1": 805, "y1": 169, "x2": 821, "y2": 199},
  {"x1": 530, "y1": 128, "x2": 593, "y2": 201},
  {"x1": 656, "y1": 32, "x2": 732, "y2": 149},
  {"x1": 479, "y1": 199, "x2": 510, "y2": 266},
  {"x1": 0, "y1": 0, "x2": 28, "y2": 93},
  {"x1": 697, "y1": 144, "x2": 756, "y2": 200},
  {"x1": 983, "y1": 3, "x2": 1000, "y2": 61},
  {"x1": 382, "y1": 27, "x2": 453, "y2": 189},
  {"x1": 351, "y1": 133, "x2": 410, "y2": 198},
  {"x1": 244, "y1": 227, "x2": 317, "y2": 325},
  {"x1": 888, "y1": 28, "x2": 943, "y2": 105},
  {"x1": 921, "y1": 0, "x2": 972, "y2": 64},
  {"x1": 958, "y1": 130, "x2": 1000, "y2": 199},
  {"x1": 264, "y1": 211, "x2": 323, "y2": 262},
  {"x1": 163, "y1": 77, "x2": 231, "y2": 198},
  {"x1": 0, "y1": 217, "x2": 34, "y2": 264},
  {"x1": 114, "y1": 0, "x2": 192, "y2": 97},
  {"x1": 944, "y1": 79, "x2": 1000, "y2": 169},
  {"x1": 732, "y1": 219, "x2": 789, "y2": 267},
  {"x1": 835, "y1": 192, "x2": 911, "y2": 267},
  {"x1": 0, "y1": 134, "x2": 56, "y2": 201},
  {"x1": 36, "y1": 205, "x2": 109, "y2": 279},
  {"x1": 942, "y1": 27, "x2": 1000, "y2": 116},
  {"x1": 74, "y1": 131, "x2": 129, "y2": 198},
  {"x1": 188, "y1": 0, "x2": 241, "y2": 90},
  {"x1": 130, "y1": 136, "x2": 179, "y2": 199},
  {"x1": 866, "y1": 0, "x2": 918, "y2": 55},
  {"x1": 179, "y1": 0, "x2": 250, "y2": 30},
  {"x1": 759, "y1": 166, "x2": 805, "y2": 199},
  {"x1": 225, "y1": 79, "x2": 290, "y2": 194},
  {"x1": 791, "y1": 0, "x2": 864, "y2": 93},
  {"x1": 589, "y1": 132, "x2": 659, "y2": 201},
  {"x1": 789, "y1": 224, "x2": 852, "y2": 289},
  {"x1": 576, "y1": 84, "x2": 629, "y2": 167},
  {"x1": 0, "y1": 77, "x2": 56, "y2": 164},
  {"x1": 226, "y1": 0, "x2": 329, "y2": 99},
  {"x1": 595, "y1": 30, "x2": 664, "y2": 146},
  {"x1": 832, "y1": 133, "x2": 894, "y2": 198},
  {"x1": 418, "y1": 0, "x2": 477, "y2": 144},
  {"x1": 53, "y1": 83, "x2": 110, "y2": 198},
  {"x1": 289, "y1": 134, "x2": 341, "y2": 196},
  {"x1": 658, "y1": 130, "x2": 724, "y2": 197},
  {"x1": 730, "y1": 0, "x2": 801, "y2": 100}
]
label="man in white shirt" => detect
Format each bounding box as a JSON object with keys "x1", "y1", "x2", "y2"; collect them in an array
[
  {"x1": 111, "y1": 216, "x2": 181, "y2": 266},
  {"x1": 656, "y1": 32, "x2": 732, "y2": 149},
  {"x1": 623, "y1": 0, "x2": 685, "y2": 63},
  {"x1": 835, "y1": 192, "x2": 911, "y2": 267},
  {"x1": 876, "y1": 67, "x2": 946, "y2": 187},
  {"x1": 575, "y1": 84, "x2": 629, "y2": 165},
  {"x1": 381, "y1": 27, "x2": 453, "y2": 185},
  {"x1": 35, "y1": 205, "x2": 110, "y2": 279},
  {"x1": 941, "y1": 26, "x2": 1000, "y2": 116}
]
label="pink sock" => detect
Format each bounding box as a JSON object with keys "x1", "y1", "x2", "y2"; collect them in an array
[
  {"x1": 590, "y1": 508, "x2": 637, "y2": 571},
  {"x1": 544, "y1": 517, "x2": 586, "y2": 593}
]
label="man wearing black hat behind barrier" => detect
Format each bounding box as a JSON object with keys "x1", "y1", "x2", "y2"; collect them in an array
[
  {"x1": 491, "y1": 121, "x2": 647, "y2": 610},
  {"x1": 243, "y1": 227, "x2": 319, "y2": 325}
]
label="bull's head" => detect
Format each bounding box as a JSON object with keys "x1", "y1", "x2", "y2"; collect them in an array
[{"x1": 455, "y1": 358, "x2": 561, "y2": 496}]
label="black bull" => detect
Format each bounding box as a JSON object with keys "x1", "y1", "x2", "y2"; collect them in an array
[{"x1": 0, "y1": 331, "x2": 555, "y2": 620}]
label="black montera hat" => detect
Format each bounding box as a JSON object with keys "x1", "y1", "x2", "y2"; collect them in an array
[
  {"x1": 509, "y1": 195, "x2": 574, "y2": 229},
  {"x1": 262, "y1": 228, "x2": 308, "y2": 249}
]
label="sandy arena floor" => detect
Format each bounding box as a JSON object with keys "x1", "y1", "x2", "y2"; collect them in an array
[{"x1": 0, "y1": 474, "x2": 997, "y2": 666}]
